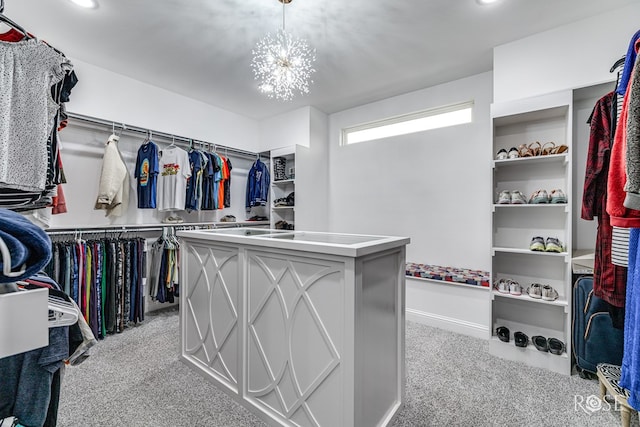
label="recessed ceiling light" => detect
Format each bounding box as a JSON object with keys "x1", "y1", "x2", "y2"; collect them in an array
[
  {"x1": 69, "y1": 0, "x2": 98, "y2": 9},
  {"x1": 476, "y1": 0, "x2": 500, "y2": 4}
]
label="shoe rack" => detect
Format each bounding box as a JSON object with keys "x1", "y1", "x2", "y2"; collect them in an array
[
  {"x1": 270, "y1": 146, "x2": 296, "y2": 230},
  {"x1": 489, "y1": 91, "x2": 573, "y2": 375}
]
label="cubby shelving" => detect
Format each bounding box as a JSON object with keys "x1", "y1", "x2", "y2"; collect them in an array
[{"x1": 270, "y1": 146, "x2": 296, "y2": 230}]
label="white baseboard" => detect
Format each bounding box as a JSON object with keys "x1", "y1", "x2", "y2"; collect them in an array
[{"x1": 406, "y1": 308, "x2": 489, "y2": 340}]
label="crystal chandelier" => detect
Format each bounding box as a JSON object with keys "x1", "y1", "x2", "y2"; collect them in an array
[{"x1": 251, "y1": 0, "x2": 316, "y2": 101}]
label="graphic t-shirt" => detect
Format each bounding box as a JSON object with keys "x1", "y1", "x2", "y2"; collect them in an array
[
  {"x1": 157, "y1": 146, "x2": 191, "y2": 212},
  {"x1": 134, "y1": 141, "x2": 159, "y2": 208}
]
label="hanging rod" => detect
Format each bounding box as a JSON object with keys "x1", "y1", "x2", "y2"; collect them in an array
[
  {"x1": 45, "y1": 221, "x2": 270, "y2": 236},
  {"x1": 66, "y1": 112, "x2": 269, "y2": 161}
]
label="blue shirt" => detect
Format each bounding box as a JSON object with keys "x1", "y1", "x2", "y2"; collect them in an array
[{"x1": 134, "y1": 141, "x2": 159, "y2": 209}]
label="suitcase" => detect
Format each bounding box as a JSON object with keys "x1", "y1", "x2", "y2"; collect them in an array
[{"x1": 572, "y1": 276, "x2": 624, "y2": 378}]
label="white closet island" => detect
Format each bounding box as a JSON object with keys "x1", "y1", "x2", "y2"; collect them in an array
[{"x1": 177, "y1": 228, "x2": 409, "y2": 427}]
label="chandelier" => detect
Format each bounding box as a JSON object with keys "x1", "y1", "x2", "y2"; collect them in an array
[{"x1": 251, "y1": 0, "x2": 316, "y2": 101}]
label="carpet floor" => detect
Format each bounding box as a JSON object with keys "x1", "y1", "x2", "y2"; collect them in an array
[{"x1": 56, "y1": 308, "x2": 638, "y2": 426}]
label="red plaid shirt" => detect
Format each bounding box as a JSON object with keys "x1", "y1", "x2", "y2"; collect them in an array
[{"x1": 582, "y1": 91, "x2": 627, "y2": 307}]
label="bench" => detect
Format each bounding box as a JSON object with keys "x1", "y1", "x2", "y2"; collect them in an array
[{"x1": 405, "y1": 262, "x2": 490, "y2": 288}]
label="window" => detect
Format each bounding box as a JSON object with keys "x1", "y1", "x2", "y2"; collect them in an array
[{"x1": 341, "y1": 101, "x2": 473, "y2": 145}]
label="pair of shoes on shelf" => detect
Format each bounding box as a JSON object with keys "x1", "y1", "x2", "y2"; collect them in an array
[
  {"x1": 529, "y1": 236, "x2": 564, "y2": 253},
  {"x1": 496, "y1": 147, "x2": 520, "y2": 160},
  {"x1": 495, "y1": 326, "x2": 528, "y2": 347},
  {"x1": 497, "y1": 190, "x2": 527, "y2": 205},
  {"x1": 494, "y1": 278, "x2": 522, "y2": 296},
  {"x1": 526, "y1": 283, "x2": 559, "y2": 301},
  {"x1": 220, "y1": 215, "x2": 236, "y2": 222},
  {"x1": 539, "y1": 142, "x2": 569, "y2": 156},
  {"x1": 529, "y1": 189, "x2": 567, "y2": 204},
  {"x1": 247, "y1": 216, "x2": 269, "y2": 221},
  {"x1": 162, "y1": 216, "x2": 184, "y2": 224},
  {"x1": 275, "y1": 220, "x2": 294, "y2": 230},
  {"x1": 532, "y1": 335, "x2": 565, "y2": 355}
]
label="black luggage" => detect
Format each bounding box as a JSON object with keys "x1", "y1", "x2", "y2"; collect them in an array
[{"x1": 572, "y1": 276, "x2": 624, "y2": 378}]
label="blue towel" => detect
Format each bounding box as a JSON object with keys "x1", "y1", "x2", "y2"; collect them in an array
[
  {"x1": 620, "y1": 228, "x2": 640, "y2": 410},
  {"x1": 0, "y1": 209, "x2": 52, "y2": 283}
]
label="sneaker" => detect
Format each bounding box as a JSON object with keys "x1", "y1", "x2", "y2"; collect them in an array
[
  {"x1": 549, "y1": 189, "x2": 567, "y2": 204},
  {"x1": 510, "y1": 190, "x2": 528, "y2": 204},
  {"x1": 496, "y1": 148, "x2": 508, "y2": 160},
  {"x1": 527, "y1": 283, "x2": 542, "y2": 299},
  {"x1": 541, "y1": 284, "x2": 559, "y2": 301},
  {"x1": 529, "y1": 236, "x2": 546, "y2": 251},
  {"x1": 514, "y1": 331, "x2": 529, "y2": 348},
  {"x1": 220, "y1": 215, "x2": 236, "y2": 222},
  {"x1": 509, "y1": 280, "x2": 522, "y2": 296},
  {"x1": 497, "y1": 190, "x2": 511, "y2": 204},
  {"x1": 507, "y1": 147, "x2": 519, "y2": 159},
  {"x1": 529, "y1": 189, "x2": 550, "y2": 204},
  {"x1": 494, "y1": 278, "x2": 510, "y2": 294},
  {"x1": 545, "y1": 237, "x2": 563, "y2": 253}
]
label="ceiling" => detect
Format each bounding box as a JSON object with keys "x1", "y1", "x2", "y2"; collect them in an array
[{"x1": 2, "y1": 0, "x2": 637, "y2": 120}]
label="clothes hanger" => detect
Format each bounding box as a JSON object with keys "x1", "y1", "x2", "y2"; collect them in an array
[
  {"x1": 610, "y1": 55, "x2": 626, "y2": 73},
  {"x1": 48, "y1": 293, "x2": 79, "y2": 327},
  {"x1": 0, "y1": 1, "x2": 33, "y2": 40}
]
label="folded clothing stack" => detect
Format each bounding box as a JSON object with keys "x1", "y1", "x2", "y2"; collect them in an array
[{"x1": 405, "y1": 262, "x2": 490, "y2": 287}]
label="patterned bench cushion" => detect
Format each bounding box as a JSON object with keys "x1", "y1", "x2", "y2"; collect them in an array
[
  {"x1": 406, "y1": 262, "x2": 490, "y2": 287},
  {"x1": 597, "y1": 363, "x2": 631, "y2": 400}
]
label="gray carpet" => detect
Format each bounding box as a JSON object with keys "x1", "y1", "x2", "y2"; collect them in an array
[{"x1": 57, "y1": 308, "x2": 638, "y2": 426}]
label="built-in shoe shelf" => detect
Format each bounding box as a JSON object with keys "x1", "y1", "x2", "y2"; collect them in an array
[{"x1": 490, "y1": 91, "x2": 573, "y2": 375}]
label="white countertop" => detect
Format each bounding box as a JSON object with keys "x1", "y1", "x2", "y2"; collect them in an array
[{"x1": 177, "y1": 228, "x2": 410, "y2": 257}]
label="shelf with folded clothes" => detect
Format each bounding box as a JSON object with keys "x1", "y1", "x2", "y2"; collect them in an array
[
  {"x1": 405, "y1": 263, "x2": 490, "y2": 289},
  {"x1": 272, "y1": 206, "x2": 295, "y2": 210},
  {"x1": 272, "y1": 179, "x2": 295, "y2": 185},
  {"x1": 406, "y1": 275, "x2": 490, "y2": 290}
]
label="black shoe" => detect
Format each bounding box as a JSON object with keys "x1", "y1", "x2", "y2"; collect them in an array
[
  {"x1": 514, "y1": 331, "x2": 529, "y2": 348},
  {"x1": 548, "y1": 338, "x2": 565, "y2": 355},
  {"x1": 532, "y1": 335, "x2": 548, "y2": 352},
  {"x1": 496, "y1": 326, "x2": 510, "y2": 343}
]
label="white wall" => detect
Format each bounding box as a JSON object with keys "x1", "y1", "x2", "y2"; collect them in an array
[
  {"x1": 328, "y1": 72, "x2": 493, "y2": 271},
  {"x1": 69, "y1": 58, "x2": 259, "y2": 152},
  {"x1": 258, "y1": 106, "x2": 311, "y2": 152},
  {"x1": 493, "y1": 3, "x2": 640, "y2": 103}
]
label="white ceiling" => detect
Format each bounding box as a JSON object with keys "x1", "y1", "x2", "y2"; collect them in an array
[{"x1": 2, "y1": 0, "x2": 637, "y2": 120}]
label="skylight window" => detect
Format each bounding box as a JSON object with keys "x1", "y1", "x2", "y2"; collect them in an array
[{"x1": 341, "y1": 101, "x2": 473, "y2": 145}]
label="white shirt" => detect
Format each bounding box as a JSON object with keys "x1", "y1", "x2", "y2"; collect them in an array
[{"x1": 157, "y1": 146, "x2": 191, "y2": 211}]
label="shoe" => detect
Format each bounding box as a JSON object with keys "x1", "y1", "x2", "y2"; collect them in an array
[
  {"x1": 545, "y1": 237, "x2": 563, "y2": 253},
  {"x1": 509, "y1": 280, "x2": 522, "y2": 296},
  {"x1": 529, "y1": 189, "x2": 550, "y2": 204},
  {"x1": 514, "y1": 331, "x2": 529, "y2": 347},
  {"x1": 541, "y1": 141, "x2": 556, "y2": 156},
  {"x1": 507, "y1": 147, "x2": 519, "y2": 159},
  {"x1": 549, "y1": 189, "x2": 567, "y2": 204},
  {"x1": 532, "y1": 335, "x2": 548, "y2": 352},
  {"x1": 494, "y1": 278, "x2": 510, "y2": 294},
  {"x1": 496, "y1": 148, "x2": 508, "y2": 160},
  {"x1": 220, "y1": 215, "x2": 236, "y2": 222},
  {"x1": 497, "y1": 190, "x2": 511, "y2": 204},
  {"x1": 527, "y1": 283, "x2": 542, "y2": 299},
  {"x1": 548, "y1": 338, "x2": 565, "y2": 355},
  {"x1": 510, "y1": 190, "x2": 527, "y2": 204},
  {"x1": 496, "y1": 326, "x2": 510, "y2": 342},
  {"x1": 162, "y1": 216, "x2": 183, "y2": 224},
  {"x1": 529, "y1": 236, "x2": 546, "y2": 251},
  {"x1": 541, "y1": 284, "x2": 559, "y2": 301}
]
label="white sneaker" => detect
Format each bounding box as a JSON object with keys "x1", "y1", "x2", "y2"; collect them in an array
[
  {"x1": 541, "y1": 285, "x2": 559, "y2": 301},
  {"x1": 510, "y1": 190, "x2": 528, "y2": 204},
  {"x1": 550, "y1": 189, "x2": 567, "y2": 204},
  {"x1": 527, "y1": 283, "x2": 542, "y2": 299},
  {"x1": 497, "y1": 191, "x2": 511, "y2": 204},
  {"x1": 494, "y1": 279, "x2": 510, "y2": 294},
  {"x1": 509, "y1": 280, "x2": 522, "y2": 296},
  {"x1": 529, "y1": 189, "x2": 550, "y2": 204}
]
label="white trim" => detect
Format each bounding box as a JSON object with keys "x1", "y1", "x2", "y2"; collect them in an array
[{"x1": 406, "y1": 308, "x2": 489, "y2": 340}]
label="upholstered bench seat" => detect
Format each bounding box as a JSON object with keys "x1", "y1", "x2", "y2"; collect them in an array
[{"x1": 405, "y1": 262, "x2": 490, "y2": 287}]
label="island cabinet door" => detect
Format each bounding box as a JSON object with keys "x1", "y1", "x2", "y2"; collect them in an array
[
  {"x1": 181, "y1": 241, "x2": 242, "y2": 394},
  {"x1": 245, "y1": 249, "x2": 351, "y2": 427}
]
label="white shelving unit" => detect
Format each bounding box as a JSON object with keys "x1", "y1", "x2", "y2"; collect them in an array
[
  {"x1": 490, "y1": 91, "x2": 573, "y2": 375},
  {"x1": 270, "y1": 146, "x2": 295, "y2": 230}
]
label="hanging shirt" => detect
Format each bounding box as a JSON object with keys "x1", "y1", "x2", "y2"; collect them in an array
[
  {"x1": 0, "y1": 38, "x2": 71, "y2": 192},
  {"x1": 95, "y1": 134, "x2": 130, "y2": 217},
  {"x1": 185, "y1": 149, "x2": 203, "y2": 211},
  {"x1": 134, "y1": 141, "x2": 159, "y2": 209},
  {"x1": 157, "y1": 146, "x2": 191, "y2": 212},
  {"x1": 246, "y1": 159, "x2": 270, "y2": 208},
  {"x1": 224, "y1": 157, "x2": 233, "y2": 208}
]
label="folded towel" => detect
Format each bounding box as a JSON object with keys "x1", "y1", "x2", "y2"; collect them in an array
[{"x1": 0, "y1": 209, "x2": 52, "y2": 283}]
